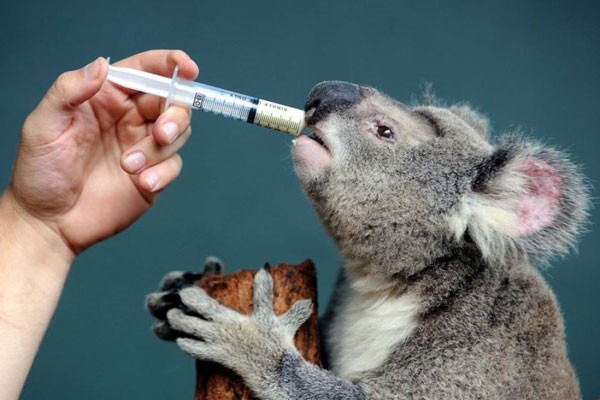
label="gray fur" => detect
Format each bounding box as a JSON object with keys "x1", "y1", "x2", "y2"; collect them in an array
[
  {"x1": 279, "y1": 352, "x2": 366, "y2": 400},
  {"x1": 148, "y1": 82, "x2": 588, "y2": 399}
]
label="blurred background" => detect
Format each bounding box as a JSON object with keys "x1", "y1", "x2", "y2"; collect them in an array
[{"x1": 1, "y1": 0, "x2": 598, "y2": 398}]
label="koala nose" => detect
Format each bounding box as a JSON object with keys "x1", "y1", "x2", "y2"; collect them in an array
[{"x1": 305, "y1": 81, "x2": 361, "y2": 125}]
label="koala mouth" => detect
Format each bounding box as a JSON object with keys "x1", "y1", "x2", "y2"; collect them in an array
[
  {"x1": 306, "y1": 130, "x2": 329, "y2": 151},
  {"x1": 302, "y1": 107, "x2": 329, "y2": 151},
  {"x1": 291, "y1": 108, "x2": 332, "y2": 179}
]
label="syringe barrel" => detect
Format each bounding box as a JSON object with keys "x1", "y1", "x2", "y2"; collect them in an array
[{"x1": 169, "y1": 77, "x2": 305, "y2": 135}]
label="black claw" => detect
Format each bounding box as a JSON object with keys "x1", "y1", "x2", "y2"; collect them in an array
[
  {"x1": 180, "y1": 272, "x2": 203, "y2": 286},
  {"x1": 153, "y1": 322, "x2": 195, "y2": 342},
  {"x1": 160, "y1": 271, "x2": 204, "y2": 292},
  {"x1": 153, "y1": 322, "x2": 178, "y2": 341},
  {"x1": 203, "y1": 258, "x2": 224, "y2": 276},
  {"x1": 147, "y1": 292, "x2": 183, "y2": 319},
  {"x1": 162, "y1": 292, "x2": 181, "y2": 303},
  {"x1": 163, "y1": 272, "x2": 202, "y2": 292},
  {"x1": 150, "y1": 257, "x2": 226, "y2": 339},
  {"x1": 159, "y1": 275, "x2": 182, "y2": 292}
]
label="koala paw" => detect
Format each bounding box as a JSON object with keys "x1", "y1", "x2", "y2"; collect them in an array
[
  {"x1": 166, "y1": 268, "x2": 313, "y2": 377},
  {"x1": 145, "y1": 256, "x2": 225, "y2": 341}
]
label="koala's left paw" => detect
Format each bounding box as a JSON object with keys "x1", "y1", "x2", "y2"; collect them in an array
[
  {"x1": 166, "y1": 269, "x2": 313, "y2": 374},
  {"x1": 145, "y1": 257, "x2": 225, "y2": 341}
]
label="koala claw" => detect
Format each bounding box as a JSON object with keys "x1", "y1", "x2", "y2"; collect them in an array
[
  {"x1": 203, "y1": 256, "x2": 225, "y2": 276},
  {"x1": 145, "y1": 291, "x2": 181, "y2": 319},
  {"x1": 146, "y1": 256, "x2": 226, "y2": 341},
  {"x1": 152, "y1": 320, "x2": 182, "y2": 341},
  {"x1": 157, "y1": 256, "x2": 225, "y2": 292}
]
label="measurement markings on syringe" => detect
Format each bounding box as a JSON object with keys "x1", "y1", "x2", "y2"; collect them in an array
[
  {"x1": 196, "y1": 91, "x2": 259, "y2": 120},
  {"x1": 254, "y1": 100, "x2": 303, "y2": 133},
  {"x1": 192, "y1": 90, "x2": 302, "y2": 134},
  {"x1": 108, "y1": 65, "x2": 305, "y2": 135}
]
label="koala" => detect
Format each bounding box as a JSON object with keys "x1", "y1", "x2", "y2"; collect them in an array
[{"x1": 146, "y1": 81, "x2": 588, "y2": 399}]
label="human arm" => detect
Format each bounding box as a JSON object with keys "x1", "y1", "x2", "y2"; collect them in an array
[
  {"x1": 0, "y1": 192, "x2": 74, "y2": 400},
  {"x1": 0, "y1": 50, "x2": 198, "y2": 400}
]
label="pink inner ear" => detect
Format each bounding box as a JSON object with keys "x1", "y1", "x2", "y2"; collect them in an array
[{"x1": 513, "y1": 158, "x2": 562, "y2": 236}]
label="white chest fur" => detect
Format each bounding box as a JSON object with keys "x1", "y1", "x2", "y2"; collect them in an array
[{"x1": 327, "y1": 286, "x2": 421, "y2": 380}]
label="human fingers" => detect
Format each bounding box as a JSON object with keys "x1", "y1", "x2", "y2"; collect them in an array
[
  {"x1": 129, "y1": 94, "x2": 192, "y2": 144},
  {"x1": 113, "y1": 49, "x2": 199, "y2": 95},
  {"x1": 121, "y1": 126, "x2": 191, "y2": 175},
  {"x1": 136, "y1": 153, "x2": 184, "y2": 193},
  {"x1": 129, "y1": 92, "x2": 166, "y2": 121},
  {"x1": 154, "y1": 104, "x2": 192, "y2": 145},
  {"x1": 23, "y1": 57, "x2": 108, "y2": 145}
]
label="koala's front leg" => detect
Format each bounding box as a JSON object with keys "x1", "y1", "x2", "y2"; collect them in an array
[{"x1": 166, "y1": 269, "x2": 366, "y2": 400}]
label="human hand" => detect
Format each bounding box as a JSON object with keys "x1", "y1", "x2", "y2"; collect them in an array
[{"x1": 3, "y1": 50, "x2": 198, "y2": 256}]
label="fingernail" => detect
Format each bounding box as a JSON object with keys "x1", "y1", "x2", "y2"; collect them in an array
[
  {"x1": 84, "y1": 58, "x2": 101, "y2": 81},
  {"x1": 190, "y1": 59, "x2": 199, "y2": 74},
  {"x1": 123, "y1": 151, "x2": 145, "y2": 173},
  {"x1": 162, "y1": 122, "x2": 179, "y2": 144},
  {"x1": 145, "y1": 172, "x2": 159, "y2": 192}
]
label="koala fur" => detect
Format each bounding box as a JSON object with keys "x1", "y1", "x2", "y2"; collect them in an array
[{"x1": 147, "y1": 81, "x2": 588, "y2": 399}]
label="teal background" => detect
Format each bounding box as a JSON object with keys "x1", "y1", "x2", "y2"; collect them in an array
[{"x1": 1, "y1": 1, "x2": 598, "y2": 398}]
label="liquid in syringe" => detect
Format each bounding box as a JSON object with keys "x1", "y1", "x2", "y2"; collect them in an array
[{"x1": 107, "y1": 64, "x2": 306, "y2": 135}]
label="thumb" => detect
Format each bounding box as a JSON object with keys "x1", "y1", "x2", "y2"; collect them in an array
[{"x1": 26, "y1": 57, "x2": 108, "y2": 138}]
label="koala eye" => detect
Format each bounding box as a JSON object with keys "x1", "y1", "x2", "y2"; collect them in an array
[{"x1": 376, "y1": 125, "x2": 395, "y2": 142}]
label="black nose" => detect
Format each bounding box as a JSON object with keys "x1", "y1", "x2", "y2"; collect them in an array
[{"x1": 305, "y1": 81, "x2": 361, "y2": 125}]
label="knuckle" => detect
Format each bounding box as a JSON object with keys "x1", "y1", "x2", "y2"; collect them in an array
[
  {"x1": 171, "y1": 49, "x2": 188, "y2": 61},
  {"x1": 51, "y1": 72, "x2": 71, "y2": 98},
  {"x1": 173, "y1": 154, "x2": 183, "y2": 173},
  {"x1": 167, "y1": 50, "x2": 187, "y2": 70},
  {"x1": 21, "y1": 113, "x2": 38, "y2": 135},
  {"x1": 182, "y1": 126, "x2": 192, "y2": 139}
]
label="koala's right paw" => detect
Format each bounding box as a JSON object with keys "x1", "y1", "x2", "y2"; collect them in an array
[{"x1": 145, "y1": 256, "x2": 225, "y2": 341}]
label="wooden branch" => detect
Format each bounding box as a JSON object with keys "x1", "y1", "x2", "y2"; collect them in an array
[{"x1": 193, "y1": 260, "x2": 321, "y2": 400}]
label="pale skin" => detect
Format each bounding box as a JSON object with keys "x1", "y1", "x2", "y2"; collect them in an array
[{"x1": 0, "y1": 49, "x2": 198, "y2": 400}]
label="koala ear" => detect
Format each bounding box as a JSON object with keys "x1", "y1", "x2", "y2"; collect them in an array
[
  {"x1": 450, "y1": 135, "x2": 589, "y2": 263},
  {"x1": 448, "y1": 104, "x2": 490, "y2": 139},
  {"x1": 414, "y1": 105, "x2": 489, "y2": 143}
]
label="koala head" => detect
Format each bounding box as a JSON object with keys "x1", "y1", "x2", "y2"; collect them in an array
[{"x1": 292, "y1": 81, "x2": 589, "y2": 282}]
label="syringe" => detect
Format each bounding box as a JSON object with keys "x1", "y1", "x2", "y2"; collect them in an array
[{"x1": 107, "y1": 64, "x2": 306, "y2": 135}]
